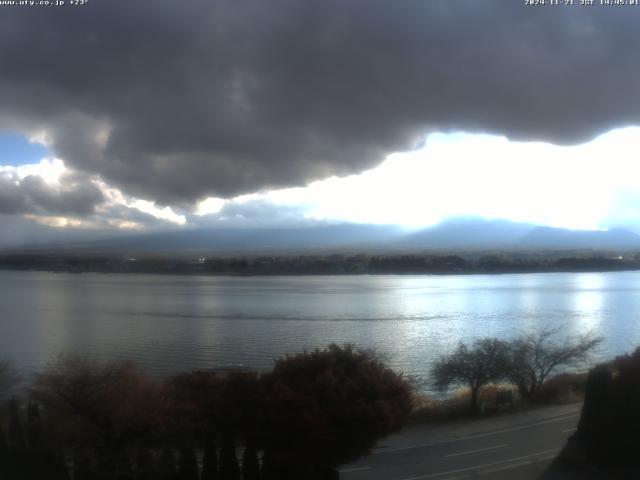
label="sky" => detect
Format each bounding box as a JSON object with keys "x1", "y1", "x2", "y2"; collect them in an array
[{"x1": 2, "y1": 0, "x2": 640, "y2": 247}]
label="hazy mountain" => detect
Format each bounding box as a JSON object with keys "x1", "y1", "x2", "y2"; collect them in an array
[
  {"x1": 7, "y1": 219, "x2": 640, "y2": 254},
  {"x1": 517, "y1": 226, "x2": 640, "y2": 250},
  {"x1": 19, "y1": 224, "x2": 407, "y2": 254},
  {"x1": 401, "y1": 218, "x2": 538, "y2": 250},
  {"x1": 403, "y1": 219, "x2": 640, "y2": 251}
]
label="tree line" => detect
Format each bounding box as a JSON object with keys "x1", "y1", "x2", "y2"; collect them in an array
[{"x1": 0, "y1": 252, "x2": 637, "y2": 275}]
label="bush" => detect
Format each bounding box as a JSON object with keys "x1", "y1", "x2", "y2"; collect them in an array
[
  {"x1": 0, "y1": 345, "x2": 417, "y2": 479},
  {"x1": 532, "y1": 373, "x2": 587, "y2": 404},
  {"x1": 32, "y1": 355, "x2": 161, "y2": 452},
  {"x1": 261, "y1": 344, "x2": 413, "y2": 477},
  {"x1": 411, "y1": 384, "x2": 519, "y2": 423},
  {"x1": 574, "y1": 347, "x2": 640, "y2": 467}
]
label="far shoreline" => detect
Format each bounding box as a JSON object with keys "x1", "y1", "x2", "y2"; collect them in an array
[{"x1": 1, "y1": 250, "x2": 639, "y2": 277}]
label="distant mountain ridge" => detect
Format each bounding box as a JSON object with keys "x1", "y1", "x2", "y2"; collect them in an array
[
  {"x1": 401, "y1": 218, "x2": 537, "y2": 249},
  {"x1": 6, "y1": 218, "x2": 640, "y2": 254},
  {"x1": 517, "y1": 226, "x2": 640, "y2": 250},
  {"x1": 402, "y1": 219, "x2": 640, "y2": 250}
]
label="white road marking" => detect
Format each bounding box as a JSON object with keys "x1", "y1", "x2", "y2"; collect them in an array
[
  {"x1": 562, "y1": 427, "x2": 577, "y2": 433},
  {"x1": 375, "y1": 412, "x2": 578, "y2": 455},
  {"x1": 478, "y1": 452, "x2": 558, "y2": 475},
  {"x1": 444, "y1": 443, "x2": 507, "y2": 458},
  {"x1": 536, "y1": 453, "x2": 560, "y2": 462},
  {"x1": 397, "y1": 447, "x2": 561, "y2": 480},
  {"x1": 339, "y1": 466, "x2": 372, "y2": 473},
  {"x1": 478, "y1": 460, "x2": 532, "y2": 476}
]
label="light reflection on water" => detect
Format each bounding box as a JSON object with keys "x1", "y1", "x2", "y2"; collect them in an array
[{"x1": 1, "y1": 270, "x2": 640, "y2": 388}]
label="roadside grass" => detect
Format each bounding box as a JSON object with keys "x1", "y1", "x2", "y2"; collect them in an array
[{"x1": 409, "y1": 372, "x2": 587, "y2": 424}]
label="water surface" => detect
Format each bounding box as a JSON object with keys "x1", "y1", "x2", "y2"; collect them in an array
[{"x1": 1, "y1": 270, "x2": 639, "y2": 384}]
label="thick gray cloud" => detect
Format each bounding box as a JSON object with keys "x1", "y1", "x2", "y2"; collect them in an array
[
  {"x1": 0, "y1": 171, "x2": 104, "y2": 216},
  {"x1": 1, "y1": 1, "x2": 640, "y2": 205}
]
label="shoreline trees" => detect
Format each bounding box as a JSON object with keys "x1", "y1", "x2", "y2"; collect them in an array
[
  {"x1": 432, "y1": 339, "x2": 510, "y2": 412},
  {"x1": 506, "y1": 328, "x2": 602, "y2": 399},
  {"x1": 432, "y1": 330, "x2": 602, "y2": 411}
]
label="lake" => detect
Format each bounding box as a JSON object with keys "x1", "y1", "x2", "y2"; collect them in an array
[{"x1": 1, "y1": 270, "x2": 639, "y2": 386}]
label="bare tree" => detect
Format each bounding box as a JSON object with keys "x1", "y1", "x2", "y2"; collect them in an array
[
  {"x1": 432, "y1": 338, "x2": 510, "y2": 412},
  {"x1": 506, "y1": 327, "x2": 602, "y2": 398}
]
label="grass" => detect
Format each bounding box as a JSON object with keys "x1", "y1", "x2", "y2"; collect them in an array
[{"x1": 409, "y1": 372, "x2": 587, "y2": 424}]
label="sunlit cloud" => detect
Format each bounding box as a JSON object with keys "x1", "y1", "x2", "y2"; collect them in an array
[
  {"x1": 240, "y1": 128, "x2": 640, "y2": 231},
  {"x1": 195, "y1": 197, "x2": 225, "y2": 216},
  {"x1": 5, "y1": 128, "x2": 640, "y2": 236},
  {"x1": 1, "y1": 158, "x2": 66, "y2": 185},
  {"x1": 0, "y1": 156, "x2": 187, "y2": 230},
  {"x1": 128, "y1": 200, "x2": 186, "y2": 226},
  {"x1": 23, "y1": 214, "x2": 87, "y2": 229}
]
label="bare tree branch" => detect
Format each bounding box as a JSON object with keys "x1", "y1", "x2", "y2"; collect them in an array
[
  {"x1": 431, "y1": 338, "x2": 510, "y2": 412},
  {"x1": 506, "y1": 327, "x2": 603, "y2": 398}
]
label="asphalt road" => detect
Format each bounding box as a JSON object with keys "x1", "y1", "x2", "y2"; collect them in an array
[{"x1": 339, "y1": 404, "x2": 581, "y2": 480}]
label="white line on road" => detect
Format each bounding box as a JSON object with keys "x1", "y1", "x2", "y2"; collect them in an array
[
  {"x1": 338, "y1": 466, "x2": 372, "y2": 473},
  {"x1": 396, "y1": 447, "x2": 561, "y2": 480},
  {"x1": 536, "y1": 453, "x2": 560, "y2": 462},
  {"x1": 444, "y1": 443, "x2": 507, "y2": 458},
  {"x1": 478, "y1": 460, "x2": 532, "y2": 476},
  {"x1": 459, "y1": 414, "x2": 578, "y2": 441},
  {"x1": 375, "y1": 413, "x2": 578, "y2": 455},
  {"x1": 562, "y1": 427, "x2": 577, "y2": 433},
  {"x1": 478, "y1": 451, "x2": 558, "y2": 476}
]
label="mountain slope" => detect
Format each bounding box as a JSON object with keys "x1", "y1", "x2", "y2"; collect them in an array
[
  {"x1": 517, "y1": 226, "x2": 640, "y2": 250},
  {"x1": 401, "y1": 218, "x2": 537, "y2": 249},
  {"x1": 6, "y1": 219, "x2": 640, "y2": 254}
]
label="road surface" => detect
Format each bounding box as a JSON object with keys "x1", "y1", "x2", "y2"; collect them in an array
[{"x1": 339, "y1": 404, "x2": 581, "y2": 480}]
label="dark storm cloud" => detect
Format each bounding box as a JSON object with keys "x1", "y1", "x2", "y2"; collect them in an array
[
  {"x1": 0, "y1": 171, "x2": 104, "y2": 216},
  {"x1": 1, "y1": 0, "x2": 639, "y2": 205}
]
